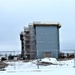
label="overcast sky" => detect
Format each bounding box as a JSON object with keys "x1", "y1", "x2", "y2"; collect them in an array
[{"x1": 0, "y1": 0, "x2": 75, "y2": 51}]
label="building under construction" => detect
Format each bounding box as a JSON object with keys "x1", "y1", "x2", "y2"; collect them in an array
[{"x1": 20, "y1": 21, "x2": 61, "y2": 59}]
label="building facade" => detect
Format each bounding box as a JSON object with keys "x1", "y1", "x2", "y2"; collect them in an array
[{"x1": 20, "y1": 21, "x2": 61, "y2": 59}]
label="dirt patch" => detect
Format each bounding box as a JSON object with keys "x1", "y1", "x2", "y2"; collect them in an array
[
  {"x1": 0, "y1": 62, "x2": 8, "y2": 70},
  {"x1": 57, "y1": 58, "x2": 74, "y2": 61}
]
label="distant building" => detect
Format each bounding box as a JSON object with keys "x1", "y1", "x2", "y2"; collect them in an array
[{"x1": 20, "y1": 21, "x2": 61, "y2": 59}]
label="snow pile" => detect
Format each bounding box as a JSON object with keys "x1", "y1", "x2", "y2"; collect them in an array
[
  {"x1": 32, "y1": 60, "x2": 38, "y2": 64},
  {"x1": 40, "y1": 57, "x2": 58, "y2": 65},
  {"x1": 32, "y1": 57, "x2": 59, "y2": 65}
]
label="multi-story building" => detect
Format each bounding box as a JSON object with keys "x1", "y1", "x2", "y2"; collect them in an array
[{"x1": 20, "y1": 21, "x2": 61, "y2": 59}]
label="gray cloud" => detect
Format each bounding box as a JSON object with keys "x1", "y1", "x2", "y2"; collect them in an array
[{"x1": 0, "y1": 0, "x2": 75, "y2": 51}]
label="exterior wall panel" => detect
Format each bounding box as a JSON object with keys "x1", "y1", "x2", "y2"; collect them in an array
[{"x1": 35, "y1": 26, "x2": 59, "y2": 58}]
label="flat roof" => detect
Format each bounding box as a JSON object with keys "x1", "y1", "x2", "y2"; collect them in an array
[{"x1": 33, "y1": 21, "x2": 61, "y2": 28}]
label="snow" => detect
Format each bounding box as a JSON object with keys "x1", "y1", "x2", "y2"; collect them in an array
[
  {"x1": 0, "y1": 58, "x2": 75, "y2": 75},
  {"x1": 33, "y1": 21, "x2": 60, "y2": 25},
  {"x1": 41, "y1": 57, "x2": 58, "y2": 64},
  {"x1": 32, "y1": 57, "x2": 59, "y2": 65}
]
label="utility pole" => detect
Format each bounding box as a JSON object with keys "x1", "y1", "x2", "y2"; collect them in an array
[
  {"x1": 74, "y1": 50, "x2": 75, "y2": 68},
  {"x1": 37, "y1": 59, "x2": 39, "y2": 69},
  {"x1": 37, "y1": 51, "x2": 39, "y2": 69}
]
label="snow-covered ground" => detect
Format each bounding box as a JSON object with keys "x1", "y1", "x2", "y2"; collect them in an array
[{"x1": 0, "y1": 58, "x2": 75, "y2": 75}]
